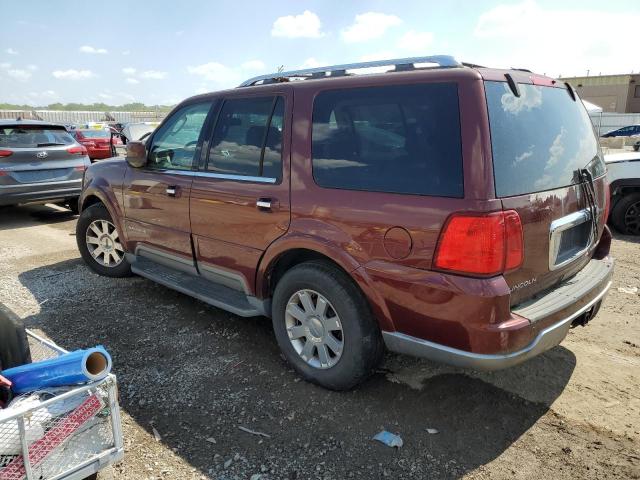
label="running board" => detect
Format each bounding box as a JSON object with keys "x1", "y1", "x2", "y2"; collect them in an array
[{"x1": 130, "y1": 256, "x2": 267, "y2": 317}]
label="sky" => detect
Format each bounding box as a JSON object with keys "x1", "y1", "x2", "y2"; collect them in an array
[{"x1": 1, "y1": 0, "x2": 639, "y2": 106}]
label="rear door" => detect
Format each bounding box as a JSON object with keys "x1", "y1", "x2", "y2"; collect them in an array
[
  {"x1": 189, "y1": 92, "x2": 291, "y2": 292},
  {"x1": 122, "y1": 101, "x2": 213, "y2": 269},
  {"x1": 484, "y1": 80, "x2": 608, "y2": 304}
]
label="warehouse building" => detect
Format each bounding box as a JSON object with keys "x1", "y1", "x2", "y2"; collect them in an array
[{"x1": 562, "y1": 73, "x2": 640, "y2": 113}]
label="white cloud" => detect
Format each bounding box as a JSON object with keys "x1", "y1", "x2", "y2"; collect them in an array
[
  {"x1": 6, "y1": 48, "x2": 18, "y2": 55},
  {"x1": 342, "y1": 12, "x2": 402, "y2": 43},
  {"x1": 98, "y1": 92, "x2": 113, "y2": 100},
  {"x1": 473, "y1": 1, "x2": 640, "y2": 76},
  {"x1": 359, "y1": 51, "x2": 396, "y2": 62},
  {"x1": 138, "y1": 70, "x2": 167, "y2": 80},
  {"x1": 195, "y1": 87, "x2": 209, "y2": 95},
  {"x1": 27, "y1": 64, "x2": 37, "y2": 71},
  {"x1": 79, "y1": 45, "x2": 108, "y2": 54},
  {"x1": 396, "y1": 30, "x2": 434, "y2": 54},
  {"x1": 188, "y1": 62, "x2": 233, "y2": 80},
  {"x1": 0, "y1": 63, "x2": 10, "y2": 69},
  {"x1": 7, "y1": 69, "x2": 31, "y2": 81},
  {"x1": 241, "y1": 60, "x2": 266, "y2": 70},
  {"x1": 52, "y1": 69, "x2": 95, "y2": 80},
  {"x1": 126, "y1": 77, "x2": 140, "y2": 84},
  {"x1": 299, "y1": 57, "x2": 324, "y2": 69},
  {"x1": 175, "y1": 30, "x2": 184, "y2": 37},
  {"x1": 122, "y1": 67, "x2": 136, "y2": 75},
  {"x1": 122, "y1": 50, "x2": 131, "y2": 56},
  {"x1": 271, "y1": 10, "x2": 323, "y2": 38}
]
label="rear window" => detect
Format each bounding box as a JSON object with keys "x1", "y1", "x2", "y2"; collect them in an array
[
  {"x1": 0, "y1": 125, "x2": 74, "y2": 148},
  {"x1": 485, "y1": 81, "x2": 605, "y2": 197},
  {"x1": 78, "y1": 129, "x2": 110, "y2": 138},
  {"x1": 312, "y1": 83, "x2": 464, "y2": 197}
]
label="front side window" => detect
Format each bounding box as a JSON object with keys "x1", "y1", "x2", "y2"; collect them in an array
[
  {"x1": 147, "y1": 102, "x2": 212, "y2": 170},
  {"x1": 207, "y1": 96, "x2": 284, "y2": 180},
  {"x1": 312, "y1": 83, "x2": 464, "y2": 197}
]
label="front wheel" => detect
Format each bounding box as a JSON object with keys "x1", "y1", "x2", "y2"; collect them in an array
[
  {"x1": 272, "y1": 261, "x2": 383, "y2": 390},
  {"x1": 76, "y1": 203, "x2": 132, "y2": 277},
  {"x1": 611, "y1": 192, "x2": 640, "y2": 235}
]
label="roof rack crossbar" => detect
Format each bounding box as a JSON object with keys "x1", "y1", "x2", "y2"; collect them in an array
[{"x1": 238, "y1": 55, "x2": 461, "y2": 87}]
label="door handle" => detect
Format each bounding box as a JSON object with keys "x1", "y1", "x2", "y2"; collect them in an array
[
  {"x1": 166, "y1": 185, "x2": 178, "y2": 197},
  {"x1": 256, "y1": 198, "x2": 273, "y2": 211}
]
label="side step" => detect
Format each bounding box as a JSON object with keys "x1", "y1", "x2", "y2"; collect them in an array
[{"x1": 131, "y1": 256, "x2": 266, "y2": 317}]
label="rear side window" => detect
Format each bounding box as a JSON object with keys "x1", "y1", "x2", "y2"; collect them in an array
[
  {"x1": 485, "y1": 81, "x2": 605, "y2": 197},
  {"x1": 312, "y1": 83, "x2": 463, "y2": 197},
  {"x1": 207, "y1": 96, "x2": 284, "y2": 180},
  {"x1": 0, "y1": 126, "x2": 74, "y2": 148}
]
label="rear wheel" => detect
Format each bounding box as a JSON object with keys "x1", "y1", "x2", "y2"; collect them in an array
[
  {"x1": 76, "y1": 203, "x2": 132, "y2": 277},
  {"x1": 611, "y1": 192, "x2": 640, "y2": 235},
  {"x1": 272, "y1": 261, "x2": 383, "y2": 390}
]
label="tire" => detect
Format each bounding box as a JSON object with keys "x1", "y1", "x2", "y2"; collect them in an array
[
  {"x1": 272, "y1": 261, "x2": 383, "y2": 390},
  {"x1": 633, "y1": 143, "x2": 639, "y2": 152},
  {"x1": 611, "y1": 192, "x2": 640, "y2": 235},
  {"x1": 76, "y1": 203, "x2": 132, "y2": 277},
  {"x1": 0, "y1": 303, "x2": 31, "y2": 371}
]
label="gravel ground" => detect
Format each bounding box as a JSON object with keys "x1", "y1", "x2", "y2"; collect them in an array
[{"x1": 0, "y1": 204, "x2": 638, "y2": 480}]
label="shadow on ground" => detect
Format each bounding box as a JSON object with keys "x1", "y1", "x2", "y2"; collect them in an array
[
  {"x1": 0, "y1": 204, "x2": 76, "y2": 231},
  {"x1": 17, "y1": 258, "x2": 577, "y2": 479}
]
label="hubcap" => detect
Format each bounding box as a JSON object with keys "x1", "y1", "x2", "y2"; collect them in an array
[
  {"x1": 86, "y1": 220, "x2": 124, "y2": 267},
  {"x1": 624, "y1": 201, "x2": 640, "y2": 235},
  {"x1": 285, "y1": 289, "x2": 344, "y2": 369}
]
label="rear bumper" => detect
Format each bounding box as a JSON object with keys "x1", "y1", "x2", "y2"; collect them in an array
[
  {"x1": 381, "y1": 257, "x2": 614, "y2": 370},
  {"x1": 0, "y1": 180, "x2": 82, "y2": 206}
]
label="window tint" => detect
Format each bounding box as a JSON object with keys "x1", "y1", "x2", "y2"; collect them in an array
[
  {"x1": 208, "y1": 96, "x2": 283, "y2": 179},
  {"x1": 312, "y1": 83, "x2": 463, "y2": 197},
  {"x1": 147, "y1": 102, "x2": 211, "y2": 170},
  {"x1": 0, "y1": 126, "x2": 74, "y2": 148},
  {"x1": 485, "y1": 81, "x2": 605, "y2": 197}
]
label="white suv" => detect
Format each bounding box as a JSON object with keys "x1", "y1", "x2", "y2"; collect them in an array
[{"x1": 606, "y1": 151, "x2": 640, "y2": 235}]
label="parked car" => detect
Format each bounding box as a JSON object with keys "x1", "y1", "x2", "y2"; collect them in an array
[
  {"x1": 119, "y1": 122, "x2": 159, "y2": 144},
  {"x1": 73, "y1": 129, "x2": 121, "y2": 161},
  {"x1": 600, "y1": 125, "x2": 640, "y2": 138},
  {"x1": 0, "y1": 120, "x2": 90, "y2": 212},
  {"x1": 75, "y1": 57, "x2": 613, "y2": 390},
  {"x1": 605, "y1": 151, "x2": 640, "y2": 235}
]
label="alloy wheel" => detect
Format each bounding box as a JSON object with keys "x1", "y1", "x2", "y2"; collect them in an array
[
  {"x1": 285, "y1": 289, "x2": 344, "y2": 369},
  {"x1": 624, "y1": 200, "x2": 640, "y2": 235},
  {"x1": 86, "y1": 220, "x2": 124, "y2": 267}
]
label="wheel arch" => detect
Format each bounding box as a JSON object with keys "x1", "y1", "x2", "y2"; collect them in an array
[{"x1": 257, "y1": 238, "x2": 395, "y2": 331}]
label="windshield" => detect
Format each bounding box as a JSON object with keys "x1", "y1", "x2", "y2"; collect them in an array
[
  {"x1": 79, "y1": 129, "x2": 110, "y2": 138},
  {"x1": 0, "y1": 125, "x2": 75, "y2": 148},
  {"x1": 485, "y1": 81, "x2": 606, "y2": 197}
]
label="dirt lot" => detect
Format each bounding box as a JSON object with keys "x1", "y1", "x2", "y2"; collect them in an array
[{"x1": 0, "y1": 204, "x2": 638, "y2": 480}]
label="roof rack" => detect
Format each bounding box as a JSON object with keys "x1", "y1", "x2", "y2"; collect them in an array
[{"x1": 238, "y1": 55, "x2": 462, "y2": 87}]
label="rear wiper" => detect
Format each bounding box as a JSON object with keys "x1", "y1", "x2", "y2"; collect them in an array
[
  {"x1": 36, "y1": 142, "x2": 66, "y2": 147},
  {"x1": 578, "y1": 168, "x2": 599, "y2": 243}
]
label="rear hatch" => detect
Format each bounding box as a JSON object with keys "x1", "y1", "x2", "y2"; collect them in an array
[
  {"x1": 0, "y1": 124, "x2": 87, "y2": 185},
  {"x1": 484, "y1": 79, "x2": 608, "y2": 305}
]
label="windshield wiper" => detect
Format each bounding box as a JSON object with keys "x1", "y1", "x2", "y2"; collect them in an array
[{"x1": 36, "y1": 142, "x2": 66, "y2": 147}]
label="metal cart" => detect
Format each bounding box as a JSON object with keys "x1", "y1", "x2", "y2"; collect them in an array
[{"x1": 0, "y1": 331, "x2": 124, "y2": 480}]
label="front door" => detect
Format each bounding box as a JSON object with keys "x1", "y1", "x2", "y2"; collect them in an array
[
  {"x1": 123, "y1": 101, "x2": 213, "y2": 271},
  {"x1": 190, "y1": 93, "x2": 291, "y2": 293}
]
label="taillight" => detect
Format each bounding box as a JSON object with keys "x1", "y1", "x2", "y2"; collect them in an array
[
  {"x1": 67, "y1": 145, "x2": 88, "y2": 156},
  {"x1": 0, "y1": 149, "x2": 13, "y2": 158},
  {"x1": 434, "y1": 210, "x2": 524, "y2": 276}
]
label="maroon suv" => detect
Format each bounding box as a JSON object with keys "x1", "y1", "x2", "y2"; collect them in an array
[{"x1": 76, "y1": 56, "x2": 614, "y2": 390}]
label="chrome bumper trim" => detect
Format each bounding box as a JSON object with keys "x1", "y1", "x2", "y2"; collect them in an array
[{"x1": 383, "y1": 280, "x2": 612, "y2": 371}]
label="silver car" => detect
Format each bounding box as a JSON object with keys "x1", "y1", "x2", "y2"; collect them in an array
[{"x1": 0, "y1": 120, "x2": 91, "y2": 211}]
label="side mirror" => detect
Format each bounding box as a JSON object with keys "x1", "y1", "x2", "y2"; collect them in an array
[{"x1": 126, "y1": 141, "x2": 147, "y2": 168}]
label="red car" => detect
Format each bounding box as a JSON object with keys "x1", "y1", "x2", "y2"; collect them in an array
[
  {"x1": 76, "y1": 56, "x2": 613, "y2": 390},
  {"x1": 73, "y1": 129, "x2": 121, "y2": 161}
]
